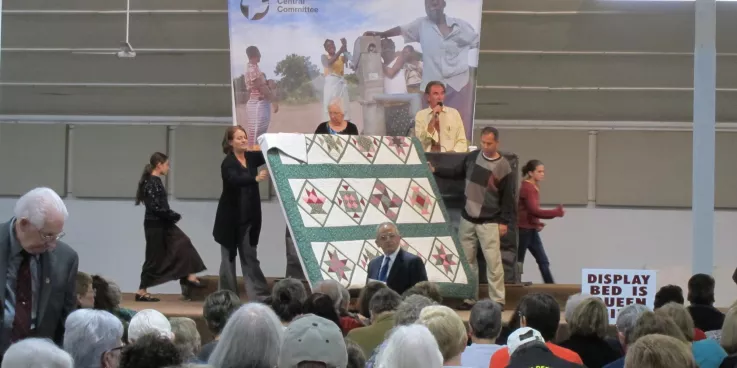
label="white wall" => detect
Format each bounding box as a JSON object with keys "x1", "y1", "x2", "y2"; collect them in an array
[{"x1": 1, "y1": 197, "x2": 735, "y2": 307}]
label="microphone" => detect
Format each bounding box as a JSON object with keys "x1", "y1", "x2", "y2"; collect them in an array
[{"x1": 436, "y1": 102, "x2": 443, "y2": 116}]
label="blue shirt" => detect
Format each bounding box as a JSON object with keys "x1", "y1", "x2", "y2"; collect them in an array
[
  {"x1": 603, "y1": 357, "x2": 624, "y2": 368},
  {"x1": 692, "y1": 339, "x2": 727, "y2": 368},
  {"x1": 4, "y1": 219, "x2": 40, "y2": 334},
  {"x1": 461, "y1": 343, "x2": 503, "y2": 368}
]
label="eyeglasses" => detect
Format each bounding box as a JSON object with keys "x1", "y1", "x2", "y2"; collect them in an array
[
  {"x1": 378, "y1": 234, "x2": 398, "y2": 241},
  {"x1": 40, "y1": 230, "x2": 65, "y2": 242}
]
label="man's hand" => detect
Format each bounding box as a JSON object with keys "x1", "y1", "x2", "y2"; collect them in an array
[
  {"x1": 427, "y1": 162, "x2": 435, "y2": 173},
  {"x1": 256, "y1": 169, "x2": 269, "y2": 182},
  {"x1": 499, "y1": 224, "x2": 508, "y2": 237},
  {"x1": 273, "y1": 102, "x2": 279, "y2": 113},
  {"x1": 557, "y1": 204, "x2": 565, "y2": 217}
]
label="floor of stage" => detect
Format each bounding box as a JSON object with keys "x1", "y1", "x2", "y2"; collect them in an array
[{"x1": 119, "y1": 293, "x2": 567, "y2": 324}]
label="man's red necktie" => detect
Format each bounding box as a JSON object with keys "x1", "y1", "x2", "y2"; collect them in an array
[{"x1": 10, "y1": 251, "x2": 32, "y2": 343}]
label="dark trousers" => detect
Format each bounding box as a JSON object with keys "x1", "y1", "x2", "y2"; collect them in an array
[
  {"x1": 518, "y1": 228, "x2": 555, "y2": 284},
  {"x1": 219, "y1": 225, "x2": 270, "y2": 301},
  {"x1": 285, "y1": 227, "x2": 305, "y2": 279}
]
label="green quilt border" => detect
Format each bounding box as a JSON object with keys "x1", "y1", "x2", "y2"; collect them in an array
[{"x1": 266, "y1": 136, "x2": 478, "y2": 299}]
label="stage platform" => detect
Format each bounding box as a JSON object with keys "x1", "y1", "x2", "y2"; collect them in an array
[{"x1": 121, "y1": 277, "x2": 584, "y2": 344}]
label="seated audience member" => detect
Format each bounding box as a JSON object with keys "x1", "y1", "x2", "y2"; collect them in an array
[
  {"x1": 506, "y1": 328, "x2": 582, "y2": 368},
  {"x1": 375, "y1": 324, "x2": 444, "y2": 368},
  {"x1": 365, "y1": 295, "x2": 437, "y2": 367},
  {"x1": 76, "y1": 271, "x2": 95, "y2": 308},
  {"x1": 463, "y1": 299, "x2": 504, "y2": 368},
  {"x1": 624, "y1": 334, "x2": 697, "y2": 368},
  {"x1": 2, "y1": 338, "x2": 74, "y2": 368},
  {"x1": 496, "y1": 302, "x2": 522, "y2": 345},
  {"x1": 303, "y1": 293, "x2": 342, "y2": 330},
  {"x1": 720, "y1": 306, "x2": 737, "y2": 367},
  {"x1": 170, "y1": 317, "x2": 201, "y2": 362},
  {"x1": 338, "y1": 284, "x2": 364, "y2": 333},
  {"x1": 656, "y1": 302, "x2": 727, "y2": 368},
  {"x1": 63, "y1": 309, "x2": 124, "y2": 368},
  {"x1": 198, "y1": 290, "x2": 241, "y2": 362},
  {"x1": 208, "y1": 303, "x2": 283, "y2": 368},
  {"x1": 268, "y1": 278, "x2": 306, "y2": 325},
  {"x1": 654, "y1": 284, "x2": 685, "y2": 309},
  {"x1": 559, "y1": 297, "x2": 621, "y2": 367},
  {"x1": 602, "y1": 304, "x2": 650, "y2": 368},
  {"x1": 564, "y1": 294, "x2": 592, "y2": 324},
  {"x1": 92, "y1": 275, "x2": 137, "y2": 342},
  {"x1": 366, "y1": 222, "x2": 428, "y2": 295},
  {"x1": 120, "y1": 333, "x2": 182, "y2": 368},
  {"x1": 417, "y1": 305, "x2": 469, "y2": 367},
  {"x1": 490, "y1": 293, "x2": 583, "y2": 367},
  {"x1": 129, "y1": 309, "x2": 174, "y2": 343},
  {"x1": 687, "y1": 273, "x2": 725, "y2": 332},
  {"x1": 277, "y1": 314, "x2": 348, "y2": 368},
  {"x1": 356, "y1": 281, "x2": 388, "y2": 323},
  {"x1": 629, "y1": 310, "x2": 687, "y2": 342},
  {"x1": 314, "y1": 279, "x2": 362, "y2": 333},
  {"x1": 346, "y1": 288, "x2": 402, "y2": 356},
  {"x1": 345, "y1": 338, "x2": 366, "y2": 368},
  {"x1": 402, "y1": 281, "x2": 443, "y2": 304}
]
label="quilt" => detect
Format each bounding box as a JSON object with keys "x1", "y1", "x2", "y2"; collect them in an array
[{"x1": 263, "y1": 134, "x2": 477, "y2": 299}]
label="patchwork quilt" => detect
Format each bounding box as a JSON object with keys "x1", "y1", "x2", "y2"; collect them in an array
[{"x1": 264, "y1": 134, "x2": 477, "y2": 299}]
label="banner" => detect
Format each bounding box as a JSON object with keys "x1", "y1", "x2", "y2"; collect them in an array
[
  {"x1": 582, "y1": 269, "x2": 657, "y2": 324},
  {"x1": 228, "y1": 0, "x2": 483, "y2": 144}
]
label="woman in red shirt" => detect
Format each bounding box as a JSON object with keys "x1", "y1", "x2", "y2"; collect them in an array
[{"x1": 518, "y1": 160, "x2": 564, "y2": 284}]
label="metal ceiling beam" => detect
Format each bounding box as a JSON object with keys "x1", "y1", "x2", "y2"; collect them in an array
[
  {"x1": 0, "y1": 82, "x2": 228, "y2": 87},
  {"x1": 2, "y1": 10, "x2": 226, "y2": 15},
  {"x1": 1, "y1": 48, "x2": 229, "y2": 53},
  {"x1": 0, "y1": 115, "x2": 231, "y2": 124}
]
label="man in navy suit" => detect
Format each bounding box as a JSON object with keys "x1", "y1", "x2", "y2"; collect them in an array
[{"x1": 366, "y1": 222, "x2": 427, "y2": 295}]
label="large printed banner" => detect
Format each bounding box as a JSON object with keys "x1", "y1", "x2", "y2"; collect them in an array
[{"x1": 228, "y1": 0, "x2": 483, "y2": 144}]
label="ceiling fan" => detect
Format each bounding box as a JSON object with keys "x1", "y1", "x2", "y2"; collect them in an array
[{"x1": 74, "y1": 0, "x2": 136, "y2": 58}]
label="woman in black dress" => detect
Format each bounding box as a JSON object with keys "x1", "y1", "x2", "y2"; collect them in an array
[
  {"x1": 315, "y1": 97, "x2": 359, "y2": 135},
  {"x1": 134, "y1": 152, "x2": 206, "y2": 302},
  {"x1": 212, "y1": 126, "x2": 271, "y2": 301}
]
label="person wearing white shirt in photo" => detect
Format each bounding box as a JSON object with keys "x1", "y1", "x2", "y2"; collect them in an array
[
  {"x1": 380, "y1": 38, "x2": 413, "y2": 136},
  {"x1": 365, "y1": 0, "x2": 480, "y2": 140}
]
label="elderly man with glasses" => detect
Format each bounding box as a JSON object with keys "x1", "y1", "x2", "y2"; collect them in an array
[
  {"x1": 0, "y1": 187, "x2": 79, "y2": 358},
  {"x1": 63, "y1": 309, "x2": 124, "y2": 368},
  {"x1": 366, "y1": 222, "x2": 427, "y2": 295}
]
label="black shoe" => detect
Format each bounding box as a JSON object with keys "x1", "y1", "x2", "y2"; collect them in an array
[
  {"x1": 135, "y1": 293, "x2": 160, "y2": 302},
  {"x1": 181, "y1": 278, "x2": 206, "y2": 288}
]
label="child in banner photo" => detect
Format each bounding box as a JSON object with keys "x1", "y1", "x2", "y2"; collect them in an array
[
  {"x1": 322, "y1": 38, "x2": 352, "y2": 122},
  {"x1": 244, "y1": 45, "x2": 278, "y2": 146}
]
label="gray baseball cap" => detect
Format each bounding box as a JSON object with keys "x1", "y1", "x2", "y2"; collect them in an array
[{"x1": 278, "y1": 314, "x2": 348, "y2": 368}]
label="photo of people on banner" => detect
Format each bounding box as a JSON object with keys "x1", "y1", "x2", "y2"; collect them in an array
[{"x1": 229, "y1": 0, "x2": 482, "y2": 147}]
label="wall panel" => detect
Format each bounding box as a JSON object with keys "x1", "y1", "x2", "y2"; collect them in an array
[
  {"x1": 596, "y1": 131, "x2": 692, "y2": 207},
  {"x1": 715, "y1": 133, "x2": 737, "y2": 208},
  {"x1": 72, "y1": 125, "x2": 168, "y2": 198},
  {"x1": 0, "y1": 124, "x2": 67, "y2": 196},
  {"x1": 172, "y1": 126, "x2": 227, "y2": 200},
  {"x1": 473, "y1": 128, "x2": 589, "y2": 205}
]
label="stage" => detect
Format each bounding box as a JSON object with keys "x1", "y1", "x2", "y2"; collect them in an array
[{"x1": 120, "y1": 278, "x2": 586, "y2": 343}]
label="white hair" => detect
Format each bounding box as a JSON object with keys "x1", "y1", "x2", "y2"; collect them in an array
[
  {"x1": 208, "y1": 303, "x2": 283, "y2": 368},
  {"x1": 170, "y1": 317, "x2": 201, "y2": 362},
  {"x1": 314, "y1": 279, "x2": 344, "y2": 310},
  {"x1": 14, "y1": 187, "x2": 69, "y2": 228},
  {"x1": 63, "y1": 309, "x2": 124, "y2": 368},
  {"x1": 376, "y1": 324, "x2": 443, "y2": 368},
  {"x1": 564, "y1": 293, "x2": 593, "y2": 323},
  {"x1": 327, "y1": 97, "x2": 344, "y2": 112},
  {"x1": 2, "y1": 338, "x2": 74, "y2": 368},
  {"x1": 128, "y1": 309, "x2": 173, "y2": 342},
  {"x1": 376, "y1": 222, "x2": 399, "y2": 235}
]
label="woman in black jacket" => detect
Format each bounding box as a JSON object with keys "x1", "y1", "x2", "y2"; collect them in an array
[
  {"x1": 134, "y1": 152, "x2": 206, "y2": 302},
  {"x1": 212, "y1": 126, "x2": 270, "y2": 301}
]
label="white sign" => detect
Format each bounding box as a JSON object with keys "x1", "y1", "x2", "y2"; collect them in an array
[{"x1": 582, "y1": 268, "x2": 657, "y2": 324}]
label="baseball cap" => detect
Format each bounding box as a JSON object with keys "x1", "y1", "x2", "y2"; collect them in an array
[
  {"x1": 278, "y1": 314, "x2": 348, "y2": 368},
  {"x1": 507, "y1": 327, "x2": 545, "y2": 355}
]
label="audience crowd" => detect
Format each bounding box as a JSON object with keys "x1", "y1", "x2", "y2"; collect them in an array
[{"x1": 3, "y1": 271, "x2": 737, "y2": 368}]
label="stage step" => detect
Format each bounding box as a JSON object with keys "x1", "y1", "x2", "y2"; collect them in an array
[{"x1": 185, "y1": 275, "x2": 581, "y2": 311}]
